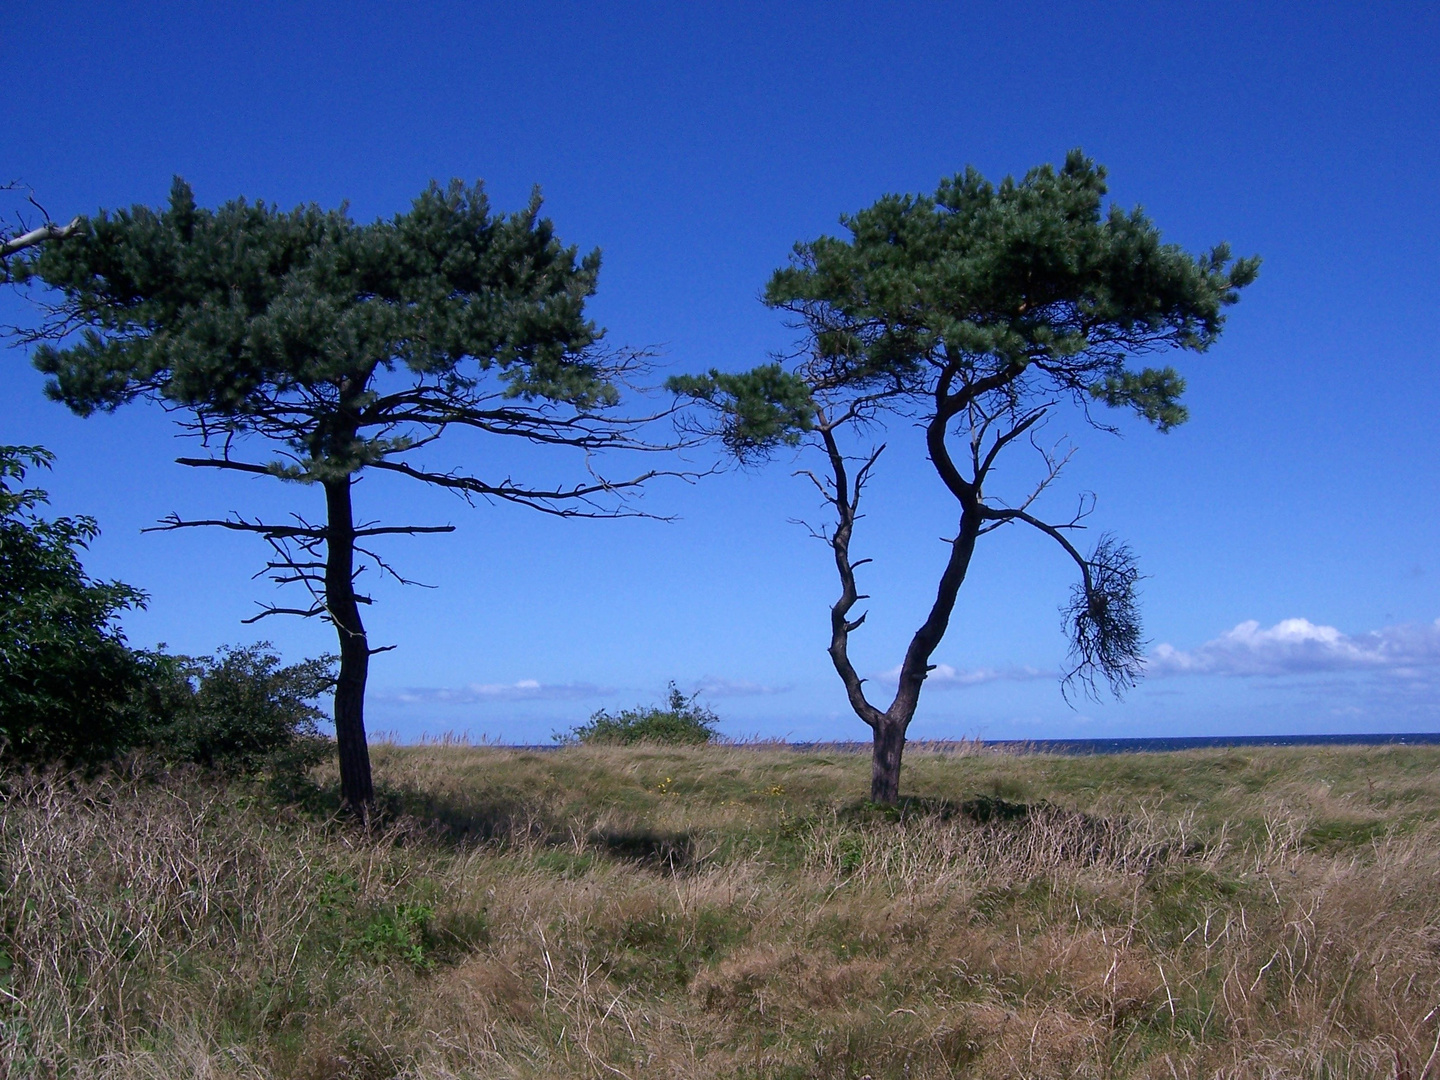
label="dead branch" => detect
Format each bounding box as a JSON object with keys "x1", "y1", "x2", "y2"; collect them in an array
[
  {"x1": 368, "y1": 459, "x2": 704, "y2": 520},
  {"x1": 0, "y1": 217, "x2": 81, "y2": 260}
]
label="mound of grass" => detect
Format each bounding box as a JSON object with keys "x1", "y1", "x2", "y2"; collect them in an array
[{"x1": 559, "y1": 681, "x2": 720, "y2": 745}]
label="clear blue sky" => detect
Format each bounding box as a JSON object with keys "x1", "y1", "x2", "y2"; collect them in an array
[{"x1": 4, "y1": 1, "x2": 1438, "y2": 742}]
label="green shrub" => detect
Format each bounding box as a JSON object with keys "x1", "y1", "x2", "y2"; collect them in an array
[
  {"x1": 0, "y1": 446, "x2": 334, "y2": 778},
  {"x1": 0, "y1": 445, "x2": 149, "y2": 763},
  {"x1": 137, "y1": 643, "x2": 336, "y2": 776},
  {"x1": 560, "y1": 682, "x2": 720, "y2": 745}
]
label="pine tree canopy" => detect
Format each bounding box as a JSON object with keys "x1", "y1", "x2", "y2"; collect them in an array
[
  {"x1": 30, "y1": 177, "x2": 620, "y2": 481},
  {"x1": 672, "y1": 150, "x2": 1259, "y2": 452}
]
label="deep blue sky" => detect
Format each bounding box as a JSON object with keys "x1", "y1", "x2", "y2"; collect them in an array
[{"x1": 4, "y1": 1, "x2": 1438, "y2": 741}]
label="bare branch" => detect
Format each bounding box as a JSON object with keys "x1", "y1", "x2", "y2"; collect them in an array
[
  {"x1": 175, "y1": 456, "x2": 274, "y2": 476},
  {"x1": 793, "y1": 468, "x2": 836, "y2": 505},
  {"x1": 368, "y1": 459, "x2": 703, "y2": 520},
  {"x1": 976, "y1": 405, "x2": 1051, "y2": 483},
  {"x1": 975, "y1": 436, "x2": 1079, "y2": 534},
  {"x1": 241, "y1": 603, "x2": 326, "y2": 624},
  {"x1": 0, "y1": 216, "x2": 80, "y2": 259},
  {"x1": 353, "y1": 543, "x2": 437, "y2": 588},
  {"x1": 983, "y1": 508, "x2": 1092, "y2": 580},
  {"x1": 979, "y1": 507, "x2": 1145, "y2": 699},
  {"x1": 364, "y1": 396, "x2": 689, "y2": 450},
  {"x1": 142, "y1": 514, "x2": 326, "y2": 539},
  {"x1": 353, "y1": 524, "x2": 456, "y2": 537},
  {"x1": 1061, "y1": 536, "x2": 1144, "y2": 701},
  {"x1": 817, "y1": 427, "x2": 886, "y2": 729},
  {"x1": 261, "y1": 572, "x2": 325, "y2": 585}
]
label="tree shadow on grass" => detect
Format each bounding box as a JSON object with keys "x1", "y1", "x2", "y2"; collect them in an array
[
  {"x1": 284, "y1": 777, "x2": 543, "y2": 842},
  {"x1": 591, "y1": 828, "x2": 698, "y2": 872},
  {"x1": 835, "y1": 793, "x2": 1195, "y2": 871},
  {"x1": 836, "y1": 793, "x2": 1034, "y2": 825},
  {"x1": 290, "y1": 777, "x2": 701, "y2": 871}
]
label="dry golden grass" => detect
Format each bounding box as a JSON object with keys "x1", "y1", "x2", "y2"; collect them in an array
[{"x1": 4, "y1": 742, "x2": 1440, "y2": 1078}]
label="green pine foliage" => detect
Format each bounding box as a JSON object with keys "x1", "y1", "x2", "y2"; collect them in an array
[
  {"x1": 560, "y1": 682, "x2": 720, "y2": 746},
  {"x1": 668, "y1": 363, "x2": 815, "y2": 463},
  {"x1": 672, "y1": 149, "x2": 1259, "y2": 464},
  {"x1": 28, "y1": 176, "x2": 615, "y2": 430}
]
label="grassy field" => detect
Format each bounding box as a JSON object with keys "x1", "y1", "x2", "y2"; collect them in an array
[{"x1": 4, "y1": 741, "x2": 1439, "y2": 1079}]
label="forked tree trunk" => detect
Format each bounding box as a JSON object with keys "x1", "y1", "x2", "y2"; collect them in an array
[
  {"x1": 325, "y1": 478, "x2": 374, "y2": 812},
  {"x1": 817, "y1": 415, "x2": 986, "y2": 807},
  {"x1": 870, "y1": 714, "x2": 909, "y2": 805}
]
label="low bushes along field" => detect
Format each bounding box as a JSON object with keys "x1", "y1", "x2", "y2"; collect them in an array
[{"x1": 4, "y1": 742, "x2": 1439, "y2": 1078}]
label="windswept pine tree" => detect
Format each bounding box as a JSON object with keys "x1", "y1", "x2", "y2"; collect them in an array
[
  {"x1": 25, "y1": 178, "x2": 688, "y2": 810},
  {"x1": 675, "y1": 151, "x2": 1258, "y2": 803}
]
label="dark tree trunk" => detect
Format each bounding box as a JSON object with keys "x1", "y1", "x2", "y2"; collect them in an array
[
  {"x1": 325, "y1": 477, "x2": 374, "y2": 812},
  {"x1": 870, "y1": 714, "x2": 909, "y2": 805},
  {"x1": 866, "y1": 504, "x2": 982, "y2": 806}
]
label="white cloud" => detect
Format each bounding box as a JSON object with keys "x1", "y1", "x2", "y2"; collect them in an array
[
  {"x1": 876, "y1": 663, "x2": 1051, "y2": 689},
  {"x1": 377, "y1": 675, "x2": 793, "y2": 707},
  {"x1": 1147, "y1": 617, "x2": 1440, "y2": 678},
  {"x1": 692, "y1": 676, "x2": 792, "y2": 697},
  {"x1": 377, "y1": 680, "x2": 612, "y2": 704},
  {"x1": 928, "y1": 663, "x2": 1050, "y2": 688}
]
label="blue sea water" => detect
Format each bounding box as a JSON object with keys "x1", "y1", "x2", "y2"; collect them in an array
[
  {"x1": 794, "y1": 733, "x2": 1440, "y2": 755},
  {"x1": 509, "y1": 733, "x2": 1440, "y2": 754}
]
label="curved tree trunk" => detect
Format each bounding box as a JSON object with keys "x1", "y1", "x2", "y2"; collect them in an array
[
  {"x1": 325, "y1": 478, "x2": 374, "y2": 812},
  {"x1": 866, "y1": 509, "x2": 982, "y2": 805}
]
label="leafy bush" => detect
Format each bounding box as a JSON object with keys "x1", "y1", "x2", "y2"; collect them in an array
[
  {"x1": 0, "y1": 445, "x2": 149, "y2": 762},
  {"x1": 560, "y1": 682, "x2": 719, "y2": 745},
  {"x1": 13, "y1": 624, "x2": 337, "y2": 778},
  {"x1": 0, "y1": 445, "x2": 335, "y2": 776},
  {"x1": 137, "y1": 643, "x2": 336, "y2": 776}
]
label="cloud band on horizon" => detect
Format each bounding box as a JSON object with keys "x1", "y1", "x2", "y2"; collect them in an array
[
  {"x1": 875, "y1": 616, "x2": 1440, "y2": 690},
  {"x1": 1147, "y1": 617, "x2": 1440, "y2": 678},
  {"x1": 376, "y1": 680, "x2": 613, "y2": 705},
  {"x1": 375, "y1": 617, "x2": 1440, "y2": 710}
]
